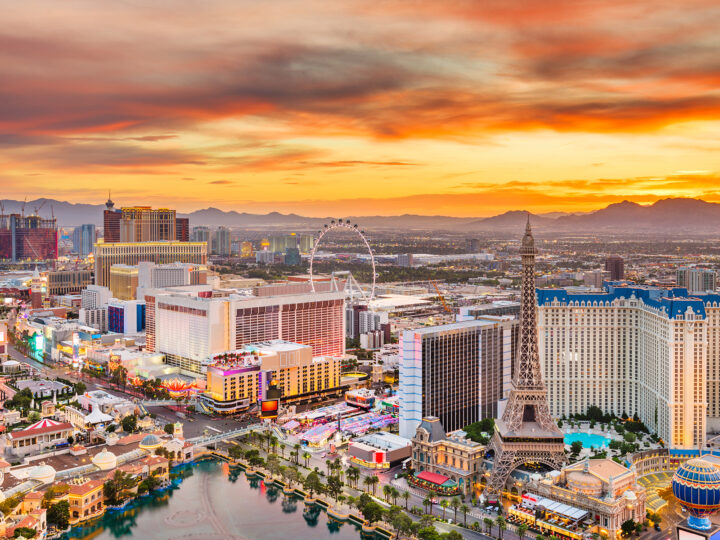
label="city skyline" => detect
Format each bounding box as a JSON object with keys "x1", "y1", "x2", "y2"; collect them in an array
[{"x1": 3, "y1": 1, "x2": 720, "y2": 216}]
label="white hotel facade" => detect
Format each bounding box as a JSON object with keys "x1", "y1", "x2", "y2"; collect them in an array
[
  {"x1": 144, "y1": 286, "x2": 345, "y2": 374},
  {"x1": 537, "y1": 283, "x2": 720, "y2": 449}
]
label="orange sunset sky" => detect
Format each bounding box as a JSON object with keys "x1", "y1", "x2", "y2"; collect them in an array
[{"x1": 2, "y1": 0, "x2": 720, "y2": 216}]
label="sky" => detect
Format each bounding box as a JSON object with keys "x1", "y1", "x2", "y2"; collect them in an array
[{"x1": 2, "y1": 0, "x2": 720, "y2": 217}]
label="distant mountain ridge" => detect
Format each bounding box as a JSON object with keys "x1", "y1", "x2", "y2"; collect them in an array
[{"x1": 2, "y1": 197, "x2": 720, "y2": 233}]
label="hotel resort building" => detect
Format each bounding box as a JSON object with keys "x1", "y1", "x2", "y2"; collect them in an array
[
  {"x1": 94, "y1": 240, "x2": 207, "y2": 287},
  {"x1": 537, "y1": 283, "x2": 720, "y2": 448},
  {"x1": 200, "y1": 340, "x2": 342, "y2": 414},
  {"x1": 145, "y1": 285, "x2": 345, "y2": 375},
  {"x1": 521, "y1": 458, "x2": 646, "y2": 540},
  {"x1": 399, "y1": 318, "x2": 517, "y2": 439}
]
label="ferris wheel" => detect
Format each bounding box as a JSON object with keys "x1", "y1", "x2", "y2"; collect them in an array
[{"x1": 309, "y1": 219, "x2": 376, "y2": 301}]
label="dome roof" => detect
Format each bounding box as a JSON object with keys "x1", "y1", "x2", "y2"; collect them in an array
[
  {"x1": 672, "y1": 459, "x2": 720, "y2": 526},
  {"x1": 92, "y1": 449, "x2": 117, "y2": 471},
  {"x1": 567, "y1": 471, "x2": 602, "y2": 487},
  {"x1": 139, "y1": 434, "x2": 162, "y2": 450},
  {"x1": 28, "y1": 464, "x2": 56, "y2": 484}
]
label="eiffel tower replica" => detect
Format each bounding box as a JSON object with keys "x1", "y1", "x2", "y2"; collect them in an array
[{"x1": 486, "y1": 217, "x2": 566, "y2": 498}]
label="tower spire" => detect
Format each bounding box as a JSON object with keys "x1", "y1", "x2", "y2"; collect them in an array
[{"x1": 484, "y1": 220, "x2": 566, "y2": 498}]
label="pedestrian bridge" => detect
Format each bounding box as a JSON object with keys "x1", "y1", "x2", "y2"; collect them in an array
[{"x1": 187, "y1": 424, "x2": 269, "y2": 448}]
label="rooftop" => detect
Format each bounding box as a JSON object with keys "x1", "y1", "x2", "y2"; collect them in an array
[{"x1": 406, "y1": 318, "x2": 503, "y2": 336}]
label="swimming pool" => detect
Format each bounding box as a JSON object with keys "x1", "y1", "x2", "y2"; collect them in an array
[{"x1": 564, "y1": 432, "x2": 611, "y2": 449}]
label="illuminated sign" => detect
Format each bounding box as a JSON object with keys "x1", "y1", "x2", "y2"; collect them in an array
[{"x1": 260, "y1": 399, "x2": 279, "y2": 418}]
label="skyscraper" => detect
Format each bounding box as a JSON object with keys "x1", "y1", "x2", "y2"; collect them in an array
[
  {"x1": 175, "y1": 217, "x2": 189, "y2": 241},
  {"x1": 119, "y1": 207, "x2": 175, "y2": 242},
  {"x1": 72, "y1": 224, "x2": 96, "y2": 257},
  {"x1": 191, "y1": 226, "x2": 210, "y2": 244},
  {"x1": 212, "y1": 227, "x2": 231, "y2": 256},
  {"x1": 398, "y1": 317, "x2": 517, "y2": 438},
  {"x1": 94, "y1": 241, "x2": 207, "y2": 286},
  {"x1": 604, "y1": 255, "x2": 625, "y2": 281},
  {"x1": 0, "y1": 214, "x2": 59, "y2": 261},
  {"x1": 145, "y1": 287, "x2": 345, "y2": 374},
  {"x1": 677, "y1": 266, "x2": 717, "y2": 293},
  {"x1": 538, "y1": 282, "x2": 716, "y2": 448},
  {"x1": 103, "y1": 195, "x2": 121, "y2": 242}
]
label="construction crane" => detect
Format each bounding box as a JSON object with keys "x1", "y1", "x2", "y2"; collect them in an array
[
  {"x1": 431, "y1": 281, "x2": 452, "y2": 313},
  {"x1": 32, "y1": 200, "x2": 47, "y2": 216}
]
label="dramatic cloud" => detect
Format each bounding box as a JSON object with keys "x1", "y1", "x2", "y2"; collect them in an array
[{"x1": 1, "y1": 0, "x2": 719, "y2": 214}]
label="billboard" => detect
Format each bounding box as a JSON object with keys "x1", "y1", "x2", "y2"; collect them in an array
[{"x1": 260, "y1": 399, "x2": 279, "y2": 418}]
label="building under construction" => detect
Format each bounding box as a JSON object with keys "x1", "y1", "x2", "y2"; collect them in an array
[{"x1": 0, "y1": 214, "x2": 59, "y2": 261}]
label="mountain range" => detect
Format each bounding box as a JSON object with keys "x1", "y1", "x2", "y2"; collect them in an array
[{"x1": 2, "y1": 197, "x2": 719, "y2": 234}]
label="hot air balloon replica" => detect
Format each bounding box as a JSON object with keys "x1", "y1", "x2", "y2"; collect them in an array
[{"x1": 672, "y1": 458, "x2": 720, "y2": 531}]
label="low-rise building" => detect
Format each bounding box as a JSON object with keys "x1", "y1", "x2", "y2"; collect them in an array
[
  {"x1": 529, "y1": 458, "x2": 646, "y2": 539},
  {"x1": 348, "y1": 432, "x2": 411, "y2": 469},
  {"x1": 67, "y1": 478, "x2": 105, "y2": 524},
  {"x1": 410, "y1": 416, "x2": 486, "y2": 496},
  {"x1": 4, "y1": 418, "x2": 74, "y2": 457}
]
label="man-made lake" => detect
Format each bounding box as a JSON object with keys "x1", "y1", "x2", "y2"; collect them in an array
[{"x1": 63, "y1": 460, "x2": 373, "y2": 540}]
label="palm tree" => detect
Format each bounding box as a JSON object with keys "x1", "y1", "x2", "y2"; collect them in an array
[
  {"x1": 363, "y1": 476, "x2": 374, "y2": 493},
  {"x1": 302, "y1": 451, "x2": 311, "y2": 468},
  {"x1": 451, "y1": 497, "x2": 460, "y2": 522},
  {"x1": 423, "y1": 496, "x2": 432, "y2": 515},
  {"x1": 497, "y1": 516, "x2": 507, "y2": 540},
  {"x1": 293, "y1": 443, "x2": 301, "y2": 464},
  {"x1": 440, "y1": 499, "x2": 449, "y2": 520},
  {"x1": 402, "y1": 490, "x2": 410, "y2": 509},
  {"x1": 269, "y1": 435, "x2": 279, "y2": 455},
  {"x1": 484, "y1": 517, "x2": 494, "y2": 535},
  {"x1": 461, "y1": 503, "x2": 470, "y2": 527},
  {"x1": 390, "y1": 487, "x2": 399, "y2": 505},
  {"x1": 346, "y1": 466, "x2": 360, "y2": 489},
  {"x1": 383, "y1": 484, "x2": 392, "y2": 501},
  {"x1": 370, "y1": 475, "x2": 379, "y2": 495},
  {"x1": 518, "y1": 523, "x2": 529, "y2": 540},
  {"x1": 326, "y1": 458, "x2": 334, "y2": 475}
]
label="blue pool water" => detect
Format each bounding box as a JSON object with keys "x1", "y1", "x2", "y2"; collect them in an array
[{"x1": 564, "y1": 432, "x2": 611, "y2": 448}]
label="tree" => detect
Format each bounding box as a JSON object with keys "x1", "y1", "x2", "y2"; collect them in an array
[
  {"x1": 390, "y1": 511, "x2": 413, "y2": 540},
  {"x1": 121, "y1": 414, "x2": 137, "y2": 433},
  {"x1": 74, "y1": 382, "x2": 87, "y2": 395},
  {"x1": 484, "y1": 517, "x2": 494, "y2": 535},
  {"x1": 518, "y1": 523, "x2": 529, "y2": 540},
  {"x1": 13, "y1": 527, "x2": 36, "y2": 538},
  {"x1": 624, "y1": 432, "x2": 637, "y2": 443},
  {"x1": 440, "y1": 499, "x2": 449, "y2": 520},
  {"x1": 460, "y1": 503, "x2": 470, "y2": 526},
  {"x1": 383, "y1": 484, "x2": 392, "y2": 501},
  {"x1": 621, "y1": 519, "x2": 637, "y2": 537},
  {"x1": 302, "y1": 450, "x2": 311, "y2": 468},
  {"x1": 402, "y1": 490, "x2": 410, "y2": 510},
  {"x1": 450, "y1": 497, "x2": 460, "y2": 522},
  {"x1": 47, "y1": 500, "x2": 70, "y2": 529},
  {"x1": 445, "y1": 532, "x2": 463, "y2": 540},
  {"x1": 570, "y1": 440, "x2": 583, "y2": 454},
  {"x1": 346, "y1": 466, "x2": 360, "y2": 489},
  {"x1": 303, "y1": 471, "x2": 323, "y2": 497},
  {"x1": 423, "y1": 496, "x2": 432, "y2": 515},
  {"x1": 327, "y1": 475, "x2": 344, "y2": 501},
  {"x1": 362, "y1": 501, "x2": 384, "y2": 525},
  {"x1": 164, "y1": 423, "x2": 174, "y2": 435},
  {"x1": 497, "y1": 516, "x2": 507, "y2": 540}
]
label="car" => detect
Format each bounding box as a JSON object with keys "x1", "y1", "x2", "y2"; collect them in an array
[
  {"x1": 320, "y1": 452, "x2": 326, "y2": 458},
  {"x1": 654, "y1": 525, "x2": 661, "y2": 531}
]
